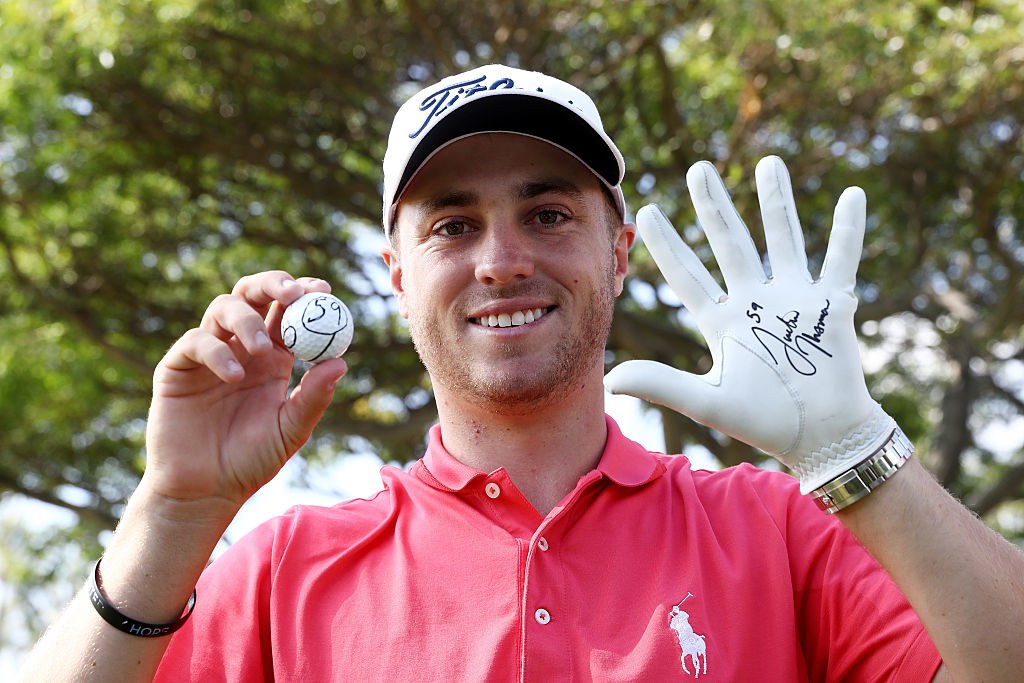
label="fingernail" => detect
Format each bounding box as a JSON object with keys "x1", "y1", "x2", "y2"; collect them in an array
[{"x1": 255, "y1": 331, "x2": 271, "y2": 349}]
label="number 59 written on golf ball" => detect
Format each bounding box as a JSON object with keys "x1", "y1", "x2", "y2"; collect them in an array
[{"x1": 280, "y1": 292, "x2": 354, "y2": 363}]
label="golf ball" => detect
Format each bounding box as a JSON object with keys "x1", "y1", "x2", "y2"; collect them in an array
[{"x1": 280, "y1": 292, "x2": 354, "y2": 363}]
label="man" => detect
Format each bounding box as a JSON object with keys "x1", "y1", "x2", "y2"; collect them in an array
[{"x1": 20, "y1": 64, "x2": 1024, "y2": 681}]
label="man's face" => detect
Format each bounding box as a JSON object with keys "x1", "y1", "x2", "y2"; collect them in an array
[{"x1": 383, "y1": 133, "x2": 634, "y2": 414}]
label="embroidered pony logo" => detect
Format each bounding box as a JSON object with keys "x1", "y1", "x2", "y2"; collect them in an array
[{"x1": 668, "y1": 593, "x2": 708, "y2": 678}]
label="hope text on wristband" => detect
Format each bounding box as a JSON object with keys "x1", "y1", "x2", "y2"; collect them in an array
[{"x1": 88, "y1": 558, "x2": 197, "y2": 637}]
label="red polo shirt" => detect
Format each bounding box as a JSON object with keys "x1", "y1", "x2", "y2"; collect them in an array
[{"x1": 156, "y1": 416, "x2": 941, "y2": 681}]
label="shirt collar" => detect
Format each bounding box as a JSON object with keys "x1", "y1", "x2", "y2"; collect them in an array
[
  {"x1": 415, "y1": 424, "x2": 491, "y2": 492},
  {"x1": 596, "y1": 414, "x2": 667, "y2": 487},
  {"x1": 415, "y1": 414, "x2": 665, "y2": 493}
]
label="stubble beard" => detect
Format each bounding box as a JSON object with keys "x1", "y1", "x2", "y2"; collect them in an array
[{"x1": 411, "y1": 267, "x2": 617, "y2": 416}]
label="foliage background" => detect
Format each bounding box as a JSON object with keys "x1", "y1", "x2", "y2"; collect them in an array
[{"x1": 2, "y1": 0, "x2": 1023, "y2": 670}]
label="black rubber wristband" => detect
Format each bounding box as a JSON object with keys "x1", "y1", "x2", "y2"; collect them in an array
[{"x1": 88, "y1": 558, "x2": 196, "y2": 638}]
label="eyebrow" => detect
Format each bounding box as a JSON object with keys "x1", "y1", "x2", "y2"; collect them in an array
[
  {"x1": 516, "y1": 178, "x2": 585, "y2": 202},
  {"x1": 421, "y1": 190, "x2": 478, "y2": 215},
  {"x1": 417, "y1": 177, "x2": 587, "y2": 216}
]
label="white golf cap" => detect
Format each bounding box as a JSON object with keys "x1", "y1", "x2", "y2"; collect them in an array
[{"x1": 382, "y1": 64, "x2": 626, "y2": 235}]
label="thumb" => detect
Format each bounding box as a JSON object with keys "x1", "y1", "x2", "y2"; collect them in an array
[
  {"x1": 279, "y1": 357, "x2": 347, "y2": 453},
  {"x1": 604, "y1": 360, "x2": 721, "y2": 428}
]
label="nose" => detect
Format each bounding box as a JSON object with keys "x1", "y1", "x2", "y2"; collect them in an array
[{"x1": 474, "y1": 224, "x2": 535, "y2": 285}]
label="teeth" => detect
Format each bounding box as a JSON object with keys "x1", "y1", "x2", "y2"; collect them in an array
[{"x1": 476, "y1": 307, "x2": 547, "y2": 328}]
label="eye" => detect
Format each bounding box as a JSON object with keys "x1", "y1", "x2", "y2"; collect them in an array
[
  {"x1": 434, "y1": 219, "x2": 471, "y2": 237},
  {"x1": 534, "y1": 208, "x2": 569, "y2": 225}
]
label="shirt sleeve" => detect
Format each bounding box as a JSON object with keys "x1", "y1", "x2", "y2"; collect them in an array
[
  {"x1": 776, "y1": 479, "x2": 943, "y2": 682},
  {"x1": 153, "y1": 518, "x2": 280, "y2": 682}
]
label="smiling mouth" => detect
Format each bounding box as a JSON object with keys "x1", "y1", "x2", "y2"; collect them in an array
[{"x1": 470, "y1": 306, "x2": 554, "y2": 329}]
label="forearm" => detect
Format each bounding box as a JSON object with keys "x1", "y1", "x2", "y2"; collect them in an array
[
  {"x1": 19, "y1": 476, "x2": 240, "y2": 681},
  {"x1": 838, "y1": 457, "x2": 1024, "y2": 682}
]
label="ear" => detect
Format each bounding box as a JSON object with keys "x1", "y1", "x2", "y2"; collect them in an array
[
  {"x1": 612, "y1": 222, "x2": 636, "y2": 297},
  {"x1": 381, "y1": 245, "x2": 410, "y2": 319}
]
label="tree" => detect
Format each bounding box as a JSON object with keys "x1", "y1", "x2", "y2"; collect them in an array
[{"x1": 2, "y1": 0, "x2": 1023, "y2": 664}]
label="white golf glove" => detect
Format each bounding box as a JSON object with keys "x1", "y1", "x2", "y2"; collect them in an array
[{"x1": 605, "y1": 156, "x2": 896, "y2": 494}]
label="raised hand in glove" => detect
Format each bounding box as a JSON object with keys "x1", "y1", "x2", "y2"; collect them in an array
[{"x1": 605, "y1": 156, "x2": 901, "y2": 495}]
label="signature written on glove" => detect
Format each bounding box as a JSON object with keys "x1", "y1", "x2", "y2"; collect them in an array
[{"x1": 747, "y1": 300, "x2": 833, "y2": 376}]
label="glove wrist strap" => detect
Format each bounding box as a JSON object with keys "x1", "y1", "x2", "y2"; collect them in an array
[{"x1": 810, "y1": 427, "x2": 914, "y2": 514}]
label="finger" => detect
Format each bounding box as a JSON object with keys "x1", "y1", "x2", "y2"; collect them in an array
[
  {"x1": 200, "y1": 294, "x2": 275, "y2": 356},
  {"x1": 293, "y1": 277, "x2": 333, "y2": 295},
  {"x1": 604, "y1": 360, "x2": 722, "y2": 428},
  {"x1": 278, "y1": 357, "x2": 348, "y2": 452},
  {"x1": 159, "y1": 328, "x2": 247, "y2": 384},
  {"x1": 636, "y1": 204, "x2": 725, "y2": 315},
  {"x1": 231, "y1": 271, "x2": 306, "y2": 314},
  {"x1": 820, "y1": 186, "x2": 866, "y2": 290},
  {"x1": 213, "y1": 274, "x2": 334, "y2": 352},
  {"x1": 754, "y1": 156, "x2": 811, "y2": 283},
  {"x1": 265, "y1": 277, "x2": 336, "y2": 344},
  {"x1": 686, "y1": 161, "x2": 766, "y2": 292}
]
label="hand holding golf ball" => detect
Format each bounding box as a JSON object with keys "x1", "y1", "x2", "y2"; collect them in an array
[{"x1": 281, "y1": 292, "x2": 354, "y2": 363}]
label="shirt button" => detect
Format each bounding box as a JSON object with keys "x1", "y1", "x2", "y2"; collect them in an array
[
  {"x1": 484, "y1": 482, "x2": 501, "y2": 499},
  {"x1": 537, "y1": 537, "x2": 549, "y2": 551},
  {"x1": 534, "y1": 608, "x2": 551, "y2": 625}
]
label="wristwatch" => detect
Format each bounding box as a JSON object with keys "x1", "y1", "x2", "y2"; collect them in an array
[{"x1": 810, "y1": 427, "x2": 915, "y2": 514}]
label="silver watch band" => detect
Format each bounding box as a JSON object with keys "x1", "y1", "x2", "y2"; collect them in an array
[{"x1": 810, "y1": 427, "x2": 914, "y2": 514}]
